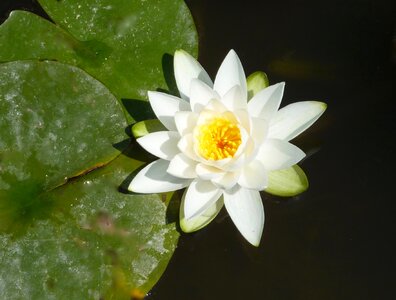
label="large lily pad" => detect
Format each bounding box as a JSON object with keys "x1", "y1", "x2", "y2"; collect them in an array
[
  {"x1": 0, "y1": 61, "x2": 178, "y2": 298},
  {"x1": 0, "y1": 60, "x2": 127, "y2": 201},
  {"x1": 0, "y1": 147, "x2": 178, "y2": 299},
  {"x1": 0, "y1": 0, "x2": 198, "y2": 122}
]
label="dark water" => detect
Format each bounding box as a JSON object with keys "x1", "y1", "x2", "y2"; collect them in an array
[{"x1": 1, "y1": 0, "x2": 396, "y2": 299}]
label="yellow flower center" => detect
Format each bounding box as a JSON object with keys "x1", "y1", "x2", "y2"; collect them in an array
[{"x1": 196, "y1": 117, "x2": 242, "y2": 160}]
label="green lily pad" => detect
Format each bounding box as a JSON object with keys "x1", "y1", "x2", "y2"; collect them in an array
[
  {"x1": 0, "y1": 147, "x2": 178, "y2": 299},
  {"x1": 0, "y1": 0, "x2": 198, "y2": 122},
  {"x1": 0, "y1": 61, "x2": 178, "y2": 298},
  {"x1": 0, "y1": 60, "x2": 127, "y2": 202}
]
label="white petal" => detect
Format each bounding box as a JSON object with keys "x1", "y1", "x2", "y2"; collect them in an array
[
  {"x1": 256, "y1": 139, "x2": 305, "y2": 171},
  {"x1": 167, "y1": 153, "x2": 197, "y2": 178},
  {"x1": 269, "y1": 101, "x2": 327, "y2": 141},
  {"x1": 183, "y1": 179, "x2": 223, "y2": 220},
  {"x1": 189, "y1": 79, "x2": 220, "y2": 113},
  {"x1": 137, "y1": 131, "x2": 180, "y2": 160},
  {"x1": 180, "y1": 196, "x2": 224, "y2": 233},
  {"x1": 221, "y1": 85, "x2": 247, "y2": 111},
  {"x1": 224, "y1": 186, "x2": 264, "y2": 246},
  {"x1": 234, "y1": 109, "x2": 250, "y2": 131},
  {"x1": 238, "y1": 160, "x2": 268, "y2": 190},
  {"x1": 128, "y1": 159, "x2": 191, "y2": 193},
  {"x1": 250, "y1": 117, "x2": 269, "y2": 145},
  {"x1": 174, "y1": 49, "x2": 213, "y2": 100},
  {"x1": 148, "y1": 91, "x2": 190, "y2": 131},
  {"x1": 213, "y1": 50, "x2": 247, "y2": 100},
  {"x1": 178, "y1": 133, "x2": 199, "y2": 160},
  {"x1": 202, "y1": 99, "x2": 228, "y2": 114},
  {"x1": 174, "y1": 111, "x2": 198, "y2": 136},
  {"x1": 247, "y1": 82, "x2": 285, "y2": 120},
  {"x1": 211, "y1": 171, "x2": 239, "y2": 190},
  {"x1": 196, "y1": 163, "x2": 224, "y2": 180},
  {"x1": 194, "y1": 103, "x2": 229, "y2": 129}
]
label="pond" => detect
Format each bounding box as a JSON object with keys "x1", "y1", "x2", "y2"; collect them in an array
[{"x1": 1, "y1": 0, "x2": 395, "y2": 299}]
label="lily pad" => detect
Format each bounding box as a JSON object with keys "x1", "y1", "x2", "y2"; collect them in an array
[
  {"x1": 0, "y1": 0, "x2": 198, "y2": 123},
  {"x1": 0, "y1": 61, "x2": 178, "y2": 298},
  {"x1": 0, "y1": 147, "x2": 178, "y2": 299},
  {"x1": 0, "y1": 60, "x2": 127, "y2": 203}
]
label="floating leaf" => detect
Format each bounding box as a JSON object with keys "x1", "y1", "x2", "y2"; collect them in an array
[
  {"x1": 266, "y1": 165, "x2": 309, "y2": 197},
  {"x1": 0, "y1": 147, "x2": 179, "y2": 299},
  {"x1": 0, "y1": 61, "x2": 178, "y2": 298},
  {"x1": 0, "y1": 0, "x2": 198, "y2": 122},
  {"x1": 0, "y1": 60, "x2": 127, "y2": 203}
]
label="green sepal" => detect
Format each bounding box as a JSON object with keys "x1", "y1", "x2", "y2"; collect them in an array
[
  {"x1": 247, "y1": 71, "x2": 269, "y2": 100},
  {"x1": 131, "y1": 119, "x2": 167, "y2": 138},
  {"x1": 266, "y1": 165, "x2": 309, "y2": 197},
  {"x1": 180, "y1": 197, "x2": 224, "y2": 233}
]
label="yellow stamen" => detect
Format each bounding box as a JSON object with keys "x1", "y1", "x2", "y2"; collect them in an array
[{"x1": 196, "y1": 117, "x2": 242, "y2": 160}]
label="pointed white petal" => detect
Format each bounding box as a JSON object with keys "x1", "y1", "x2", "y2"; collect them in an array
[
  {"x1": 202, "y1": 98, "x2": 228, "y2": 114},
  {"x1": 195, "y1": 102, "x2": 229, "y2": 129},
  {"x1": 148, "y1": 91, "x2": 190, "y2": 131},
  {"x1": 178, "y1": 133, "x2": 199, "y2": 160},
  {"x1": 137, "y1": 131, "x2": 180, "y2": 160},
  {"x1": 234, "y1": 109, "x2": 250, "y2": 131},
  {"x1": 174, "y1": 49, "x2": 213, "y2": 100},
  {"x1": 224, "y1": 186, "x2": 264, "y2": 247},
  {"x1": 183, "y1": 179, "x2": 223, "y2": 220},
  {"x1": 167, "y1": 153, "x2": 197, "y2": 178},
  {"x1": 128, "y1": 159, "x2": 191, "y2": 193},
  {"x1": 238, "y1": 160, "x2": 268, "y2": 190},
  {"x1": 256, "y1": 139, "x2": 305, "y2": 171},
  {"x1": 174, "y1": 111, "x2": 198, "y2": 136},
  {"x1": 247, "y1": 82, "x2": 285, "y2": 120},
  {"x1": 221, "y1": 85, "x2": 247, "y2": 111},
  {"x1": 180, "y1": 196, "x2": 224, "y2": 233},
  {"x1": 189, "y1": 79, "x2": 220, "y2": 113},
  {"x1": 213, "y1": 50, "x2": 247, "y2": 100},
  {"x1": 196, "y1": 163, "x2": 224, "y2": 180},
  {"x1": 250, "y1": 117, "x2": 269, "y2": 145},
  {"x1": 211, "y1": 171, "x2": 239, "y2": 190},
  {"x1": 269, "y1": 101, "x2": 327, "y2": 141}
]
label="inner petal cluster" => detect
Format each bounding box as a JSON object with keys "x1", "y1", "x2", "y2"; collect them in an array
[{"x1": 196, "y1": 117, "x2": 242, "y2": 160}]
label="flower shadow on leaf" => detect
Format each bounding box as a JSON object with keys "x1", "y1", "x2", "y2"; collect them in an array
[
  {"x1": 117, "y1": 142, "x2": 157, "y2": 194},
  {"x1": 120, "y1": 53, "x2": 179, "y2": 123},
  {"x1": 161, "y1": 53, "x2": 179, "y2": 96},
  {"x1": 164, "y1": 191, "x2": 183, "y2": 226},
  {"x1": 121, "y1": 98, "x2": 155, "y2": 123},
  {"x1": 116, "y1": 144, "x2": 185, "y2": 228}
]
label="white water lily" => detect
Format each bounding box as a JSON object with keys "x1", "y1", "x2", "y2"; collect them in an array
[{"x1": 128, "y1": 49, "x2": 326, "y2": 246}]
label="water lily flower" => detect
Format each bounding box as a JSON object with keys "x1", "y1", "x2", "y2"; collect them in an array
[{"x1": 128, "y1": 49, "x2": 326, "y2": 246}]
